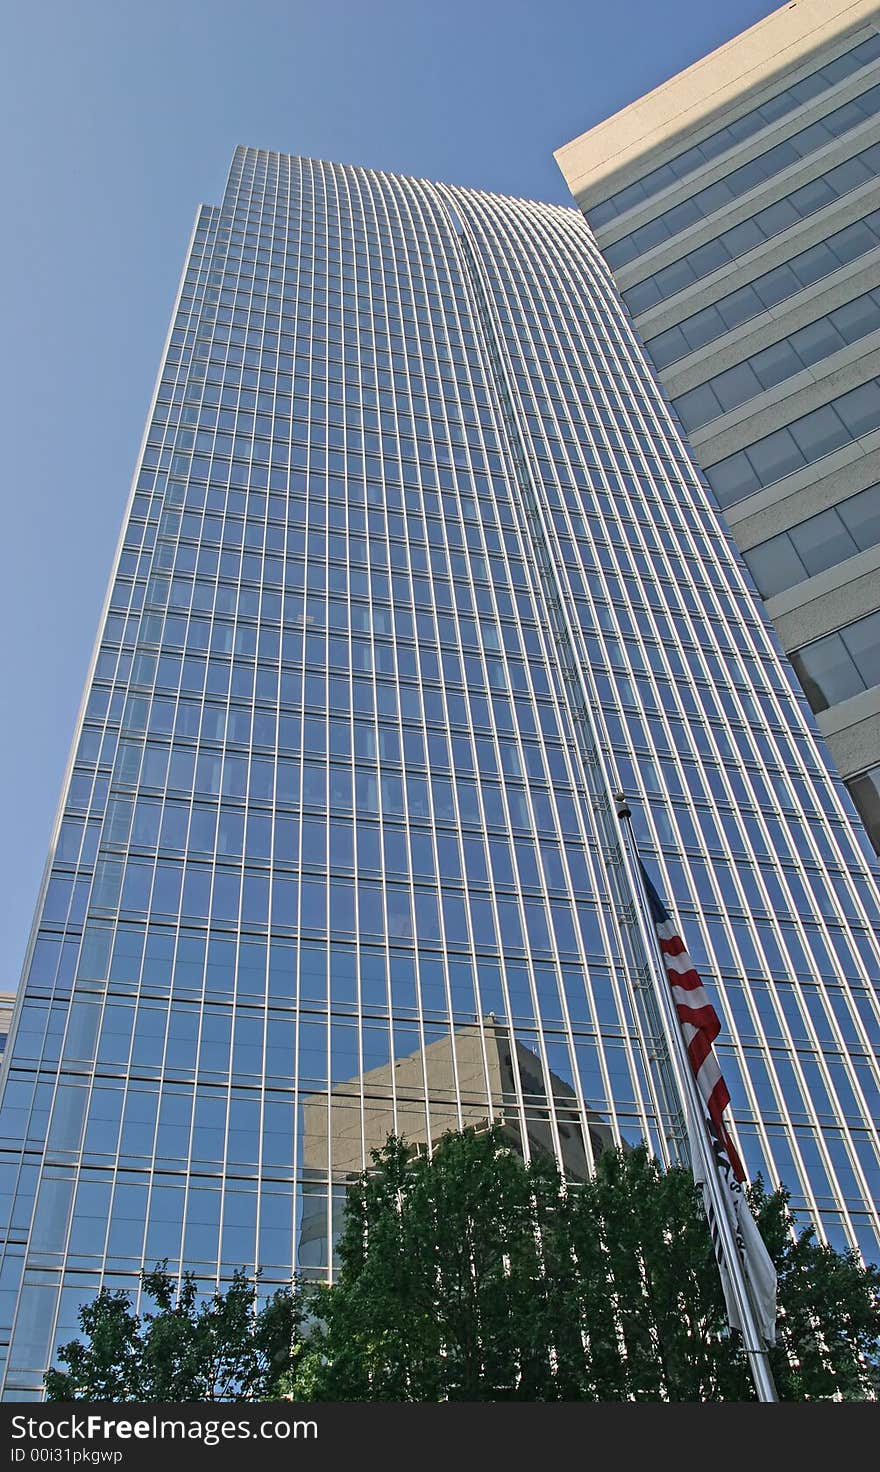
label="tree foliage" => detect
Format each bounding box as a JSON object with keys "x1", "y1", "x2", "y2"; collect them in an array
[
  {"x1": 305, "y1": 1130, "x2": 880, "y2": 1402},
  {"x1": 45, "y1": 1268, "x2": 305, "y2": 1402},
  {"x1": 46, "y1": 1130, "x2": 880, "y2": 1402}
]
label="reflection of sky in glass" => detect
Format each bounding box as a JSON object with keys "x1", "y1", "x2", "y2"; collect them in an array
[{"x1": 1, "y1": 147, "x2": 880, "y2": 1395}]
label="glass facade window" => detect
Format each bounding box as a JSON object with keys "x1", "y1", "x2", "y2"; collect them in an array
[
  {"x1": 646, "y1": 207, "x2": 880, "y2": 369},
  {"x1": 743, "y1": 482, "x2": 880, "y2": 597},
  {"x1": 606, "y1": 82, "x2": 880, "y2": 268},
  {"x1": 589, "y1": 30, "x2": 880, "y2": 228},
  {"x1": 790, "y1": 610, "x2": 880, "y2": 712},
  {"x1": 2, "y1": 148, "x2": 880, "y2": 1398},
  {"x1": 706, "y1": 377, "x2": 880, "y2": 507},
  {"x1": 623, "y1": 142, "x2": 880, "y2": 316},
  {"x1": 673, "y1": 288, "x2": 880, "y2": 432}
]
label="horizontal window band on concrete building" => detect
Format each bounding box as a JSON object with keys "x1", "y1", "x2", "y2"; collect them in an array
[
  {"x1": 743, "y1": 481, "x2": 880, "y2": 597},
  {"x1": 672, "y1": 288, "x2": 880, "y2": 433},
  {"x1": 589, "y1": 30, "x2": 880, "y2": 229},
  {"x1": 705, "y1": 377, "x2": 880, "y2": 507},
  {"x1": 622, "y1": 143, "x2": 880, "y2": 316},
  {"x1": 645, "y1": 207, "x2": 880, "y2": 369},
  {"x1": 607, "y1": 82, "x2": 880, "y2": 268},
  {"x1": 790, "y1": 607, "x2": 880, "y2": 712}
]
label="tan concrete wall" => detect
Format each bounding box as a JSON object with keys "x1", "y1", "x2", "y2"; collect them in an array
[
  {"x1": 715, "y1": 423, "x2": 880, "y2": 525},
  {"x1": 727, "y1": 442, "x2": 880, "y2": 545},
  {"x1": 555, "y1": 0, "x2": 880, "y2": 209},
  {"x1": 611, "y1": 114, "x2": 880, "y2": 294},
  {"x1": 819, "y1": 686, "x2": 880, "y2": 774},
  {"x1": 590, "y1": 62, "x2": 880, "y2": 253},
  {"x1": 301, "y1": 1022, "x2": 498, "y2": 1177},
  {"x1": 692, "y1": 339, "x2": 880, "y2": 464},
  {"x1": 637, "y1": 180, "x2": 880, "y2": 339},
  {"x1": 662, "y1": 255, "x2": 880, "y2": 397},
  {"x1": 770, "y1": 548, "x2": 880, "y2": 645}
]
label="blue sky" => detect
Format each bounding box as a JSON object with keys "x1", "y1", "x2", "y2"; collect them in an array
[{"x1": 0, "y1": 0, "x2": 780, "y2": 989}]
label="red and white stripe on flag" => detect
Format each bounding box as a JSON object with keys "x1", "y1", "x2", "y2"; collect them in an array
[
  {"x1": 655, "y1": 915, "x2": 745, "y2": 1182},
  {"x1": 638, "y1": 860, "x2": 745, "y2": 1183}
]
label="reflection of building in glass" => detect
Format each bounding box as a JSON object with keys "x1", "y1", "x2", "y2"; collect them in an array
[
  {"x1": 0, "y1": 993, "x2": 15, "y2": 1063},
  {"x1": 304, "y1": 1014, "x2": 612, "y2": 1179},
  {"x1": 2, "y1": 146, "x2": 880, "y2": 1397},
  {"x1": 556, "y1": 0, "x2": 880, "y2": 854},
  {"x1": 298, "y1": 1017, "x2": 615, "y2": 1266}
]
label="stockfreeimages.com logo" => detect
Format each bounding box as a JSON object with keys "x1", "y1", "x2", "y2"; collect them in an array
[{"x1": 11, "y1": 1413, "x2": 318, "y2": 1454}]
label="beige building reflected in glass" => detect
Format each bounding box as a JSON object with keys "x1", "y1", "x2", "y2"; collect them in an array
[
  {"x1": 299, "y1": 1016, "x2": 615, "y2": 1268},
  {"x1": 0, "y1": 992, "x2": 16, "y2": 1064}
]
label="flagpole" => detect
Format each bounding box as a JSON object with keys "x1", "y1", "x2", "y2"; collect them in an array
[{"x1": 614, "y1": 793, "x2": 778, "y2": 1404}]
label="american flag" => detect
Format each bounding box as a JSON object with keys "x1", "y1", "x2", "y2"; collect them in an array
[
  {"x1": 639, "y1": 860, "x2": 745, "y2": 1181},
  {"x1": 639, "y1": 859, "x2": 777, "y2": 1344}
]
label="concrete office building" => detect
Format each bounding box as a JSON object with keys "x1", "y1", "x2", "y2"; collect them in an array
[
  {"x1": 1, "y1": 147, "x2": 880, "y2": 1397},
  {"x1": 557, "y1": 0, "x2": 880, "y2": 854}
]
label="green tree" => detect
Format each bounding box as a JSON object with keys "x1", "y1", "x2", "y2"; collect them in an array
[
  {"x1": 560, "y1": 1143, "x2": 752, "y2": 1400},
  {"x1": 306, "y1": 1129, "x2": 564, "y2": 1401},
  {"x1": 46, "y1": 1131, "x2": 880, "y2": 1402},
  {"x1": 751, "y1": 1179, "x2": 880, "y2": 1401},
  {"x1": 307, "y1": 1130, "x2": 880, "y2": 1402},
  {"x1": 45, "y1": 1267, "x2": 306, "y2": 1401}
]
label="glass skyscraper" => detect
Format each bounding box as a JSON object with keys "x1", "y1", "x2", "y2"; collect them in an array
[{"x1": 2, "y1": 145, "x2": 880, "y2": 1398}]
